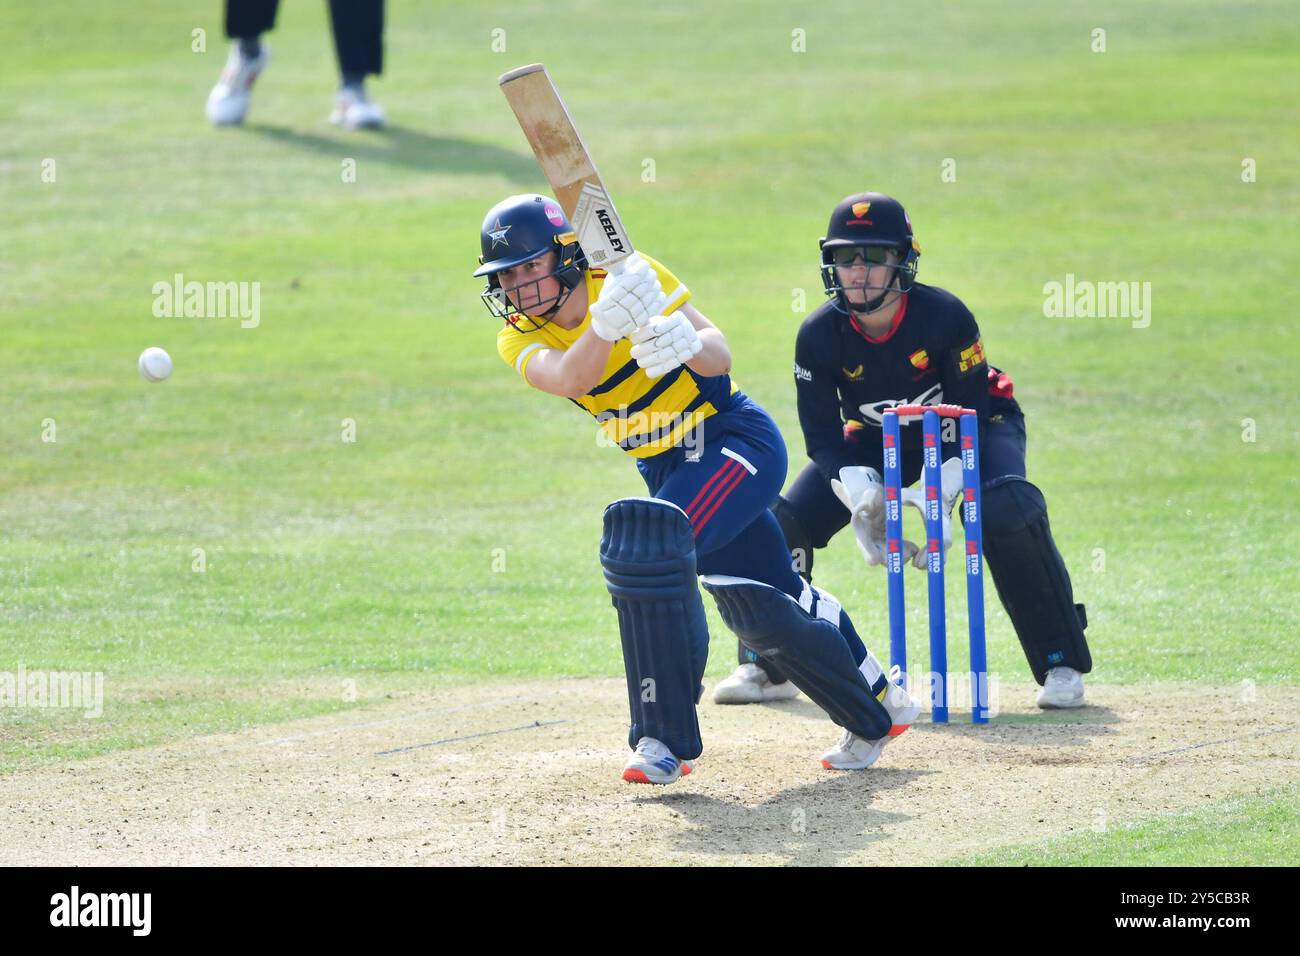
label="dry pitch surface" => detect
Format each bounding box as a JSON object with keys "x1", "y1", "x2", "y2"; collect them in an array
[{"x1": 2, "y1": 680, "x2": 1296, "y2": 866}]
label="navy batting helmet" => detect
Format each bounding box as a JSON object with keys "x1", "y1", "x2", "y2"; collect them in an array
[
  {"x1": 474, "y1": 194, "x2": 587, "y2": 330},
  {"x1": 819, "y1": 192, "x2": 920, "y2": 314}
]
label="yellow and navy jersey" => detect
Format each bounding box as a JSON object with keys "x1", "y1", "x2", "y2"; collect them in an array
[{"x1": 496, "y1": 254, "x2": 739, "y2": 458}]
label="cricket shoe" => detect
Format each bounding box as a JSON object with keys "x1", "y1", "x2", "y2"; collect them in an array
[
  {"x1": 330, "y1": 87, "x2": 386, "y2": 129},
  {"x1": 1036, "y1": 666, "x2": 1085, "y2": 709},
  {"x1": 206, "y1": 44, "x2": 269, "y2": 126},
  {"x1": 712, "y1": 662, "x2": 802, "y2": 704},
  {"x1": 820, "y1": 666, "x2": 922, "y2": 770},
  {"x1": 622, "y1": 737, "x2": 694, "y2": 785}
]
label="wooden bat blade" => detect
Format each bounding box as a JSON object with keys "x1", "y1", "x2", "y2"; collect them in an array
[{"x1": 498, "y1": 63, "x2": 634, "y2": 269}]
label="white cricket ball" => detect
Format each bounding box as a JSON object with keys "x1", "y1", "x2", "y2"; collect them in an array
[{"x1": 138, "y1": 347, "x2": 173, "y2": 383}]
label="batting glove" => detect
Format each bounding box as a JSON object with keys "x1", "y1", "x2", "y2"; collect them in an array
[
  {"x1": 589, "y1": 253, "x2": 665, "y2": 341},
  {"x1": 830, "y1": 466, "x2": 920, "y2": 567},
  {"x1": 902, "y1": 457, "x2": 964, "y2": 570},
  {"x1": 628, "y1": 311, "x2": 703, "y2": 378}
]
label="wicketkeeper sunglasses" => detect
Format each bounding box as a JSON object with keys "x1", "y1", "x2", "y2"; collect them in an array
[{"x1": 828, "y1": 245, "x2": 896, "y2": 267}]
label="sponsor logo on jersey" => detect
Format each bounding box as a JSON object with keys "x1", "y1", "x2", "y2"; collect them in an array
[
  {"x1": 859, "y1": 384, "x2": 943, "y2": 425},
  {"x1": 957, "y1": 338, "x2": 986, "y2": 374},
  {"x1": 793, "y1": 362, "x2": 812, "y2": 382},
  {"x1": 841, "y1": 363, "x2": 864, "y2": 381},
  {"x1": 908, "y1": 349, "x2": 929, "y2": 370}
]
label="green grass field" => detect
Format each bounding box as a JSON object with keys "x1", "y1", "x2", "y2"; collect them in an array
[
  {"x1": 2, "y1": 0, "x2": 1297, "y2": 864},
  {"x1": 964, "y1": 787, "x2": 1299, "y2": 866}
]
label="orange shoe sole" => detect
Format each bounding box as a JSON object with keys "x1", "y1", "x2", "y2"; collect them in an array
[{"x1": 622, "y1": 761, "x2": 692, "y2": 784}]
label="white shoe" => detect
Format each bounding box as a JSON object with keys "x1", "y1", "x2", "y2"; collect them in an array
[
  {"x1": 622, "y1": 737, "x2": 694, "y2": 785},
  {"x1": 329, "y1": 87, "x2": 386, "y2": 129},
  {"x1": 206, "y1": 44, "x2": 269, "y2": 126},
  {"x1": 712, "y1": 662, "x2": 802, "y2": 704},
  {"x1": 1037, "y1": 666, "x2": 1085, "y2": 708},
  {"x1": 821, "y1": 666, "x2": 922, "y2": 770}
]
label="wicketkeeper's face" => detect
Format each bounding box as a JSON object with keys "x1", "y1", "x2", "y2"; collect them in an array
[
  {"x1": 833, "y1": 246, "x2": 901, "y2": 308},
  {"x1": 497, "y1": 251, "x2": 562, "y2": 315}
]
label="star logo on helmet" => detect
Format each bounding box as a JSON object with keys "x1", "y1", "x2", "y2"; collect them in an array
[{"x1": 488, "y1": 219, "x2": 512, "y2": 248}]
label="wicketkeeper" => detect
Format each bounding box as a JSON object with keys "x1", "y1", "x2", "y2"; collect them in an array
[
  {"x1": 714, "y1": 192, "x2": 1094, "y2": 710},
  {"x1": 477, "y1": 193, "x2": 923, "y2": 783}
]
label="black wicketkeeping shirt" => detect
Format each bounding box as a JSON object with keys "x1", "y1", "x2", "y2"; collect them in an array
[{"x1": 793, "y1": 282, "x2": 1018, "y2": 483}]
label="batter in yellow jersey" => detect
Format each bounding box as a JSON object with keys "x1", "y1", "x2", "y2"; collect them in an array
[
  {"x1": 496, "y1": 253, "x2": 740, "y2": 456},
  {"x1": 474, "y1": 193, "x2": 913, "y2": 785}
]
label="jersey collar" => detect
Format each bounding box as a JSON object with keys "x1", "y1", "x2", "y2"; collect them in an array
[{"x1": 848, "y1": 293, "x2": 909, "y2": 344}]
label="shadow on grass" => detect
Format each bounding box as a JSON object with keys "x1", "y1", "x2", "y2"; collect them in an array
[{"x1": 245, "y1": 122, "x2": 540, "y2": 180}]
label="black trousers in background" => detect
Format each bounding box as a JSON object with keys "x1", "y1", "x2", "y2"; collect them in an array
[{"x1": 224, "y1": 0, "x2": 385, "y2": 77}]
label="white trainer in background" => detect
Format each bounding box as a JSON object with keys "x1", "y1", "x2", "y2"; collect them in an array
[
  {"x1": 820, "y1": 665, "x2": 922, "y2": 770},
  {"x1": 330, "y1": 86, "x2": 386, "y2": 129},
  {"x1": 712, "y1": 662, "x2": 801, "y2": 704},
  {"x1": 1036, "y1": 666, "x2": 1085, "y2": 708},
  {"x1": 206, "y1": 44, "x2": 270, "y2": 126}
]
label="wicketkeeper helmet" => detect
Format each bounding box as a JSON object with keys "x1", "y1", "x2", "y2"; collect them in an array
[{"x1": 819, "y1": 192, "x2": 920, "y2": 314}]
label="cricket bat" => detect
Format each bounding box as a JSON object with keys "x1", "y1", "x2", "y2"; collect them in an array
[{"x1": 498, "y1": 63, "x2": 638, "y2": 274}]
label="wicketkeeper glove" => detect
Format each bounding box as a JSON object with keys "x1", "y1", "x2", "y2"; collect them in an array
[
  {"x1": 588, "y1": 253, "x2": 665, "y2": 342},
  {"x1": 830, "y1": 466, "x2": 921, "y2": 567},
  {"x1": 628, "y1": 311, "x2": 703, "y2": 378},
  {"x1": 900, "y1": 457, "x2": 964, "y2": 570}
]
